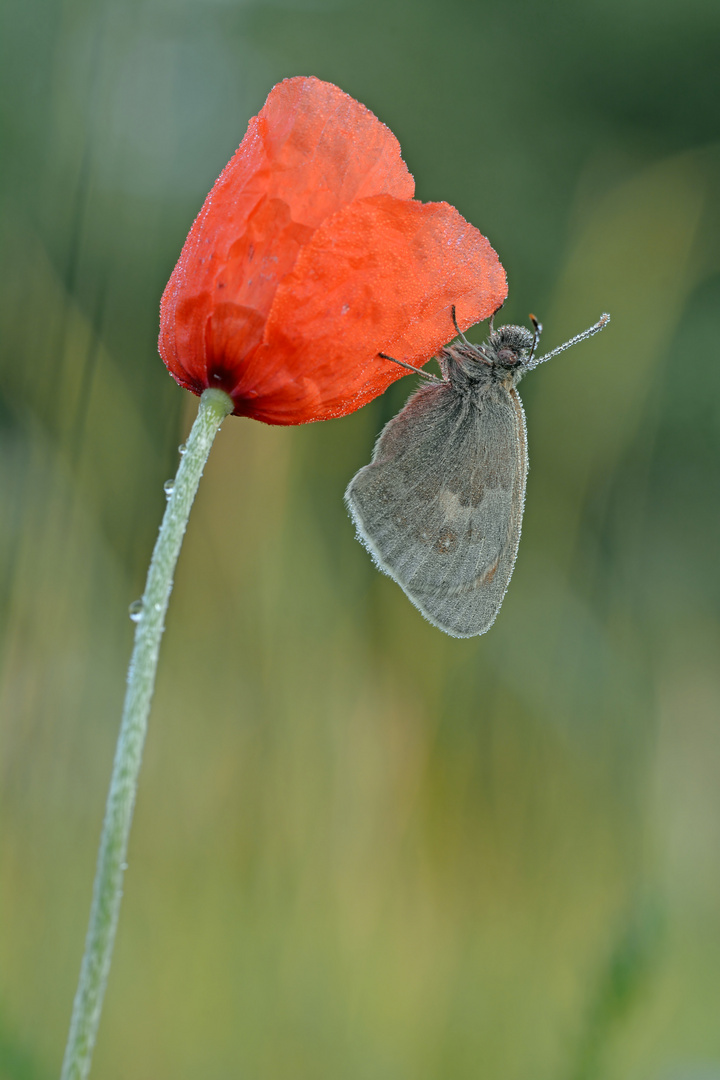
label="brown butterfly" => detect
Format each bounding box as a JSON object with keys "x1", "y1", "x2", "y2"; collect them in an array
[{"x1": 346, "y1": 309, "x2": 610, "y2": 637}]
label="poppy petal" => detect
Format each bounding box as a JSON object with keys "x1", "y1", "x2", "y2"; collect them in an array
[
  {"x1": 254, "y1": 76, "x2": 415, "y2": 219},
  {"x1": 159, "y1": 77, "x2": 414, "y2": 389},
  {"x1": 230, "y1": 194, "x2": 507, "y2": 424}
]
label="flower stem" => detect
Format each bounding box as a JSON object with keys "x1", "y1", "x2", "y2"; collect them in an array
[{"x1": 59, "y1": 388, "x2": 234, "y2": 1080}]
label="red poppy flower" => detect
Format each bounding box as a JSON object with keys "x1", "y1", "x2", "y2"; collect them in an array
[{"x1": 159, "y1": 76, "x2": 507, "y2": 425}]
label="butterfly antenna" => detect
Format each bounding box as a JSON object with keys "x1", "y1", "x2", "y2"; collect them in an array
[
  {"x1": 451, "y1": 305, "x2": 473, "y2": 347},
  {"x1": 528, "y1": 313, "x2": 543, "y2": 362},
  {"x1": 527, "y1": 313, "x2": 610, "y2": 370},
  {"x1": 378, "y1": 353, "x2": 442, "y2": 383}
]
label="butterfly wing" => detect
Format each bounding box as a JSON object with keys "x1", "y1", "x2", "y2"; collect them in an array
[{"x1": 345, "y1": 379, "x2": 528, "y2": 637}]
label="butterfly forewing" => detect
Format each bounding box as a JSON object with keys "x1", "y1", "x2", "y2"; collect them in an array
[{"x1": 345, "y1": 379, "x2": 528, "y2": 637}]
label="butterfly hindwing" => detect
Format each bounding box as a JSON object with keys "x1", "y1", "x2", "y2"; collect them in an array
[{"x1": 345, "y1": 379, "x2": 528, "y2": 637}]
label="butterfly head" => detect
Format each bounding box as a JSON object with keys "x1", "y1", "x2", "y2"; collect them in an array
[{"x1": 486, "y1": 325, "x2": 535, "y2": 371}]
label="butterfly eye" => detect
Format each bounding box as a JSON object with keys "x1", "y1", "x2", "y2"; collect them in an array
[{"x1": 496, "y1": 348, "x2": 521, "y2": 366}]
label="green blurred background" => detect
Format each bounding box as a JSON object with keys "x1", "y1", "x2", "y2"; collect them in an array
[{"x1": 2, "y1": 0, "x2": 720, "y2": 1076}]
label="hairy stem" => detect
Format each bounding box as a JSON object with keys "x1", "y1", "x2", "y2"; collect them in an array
[{"x1": 60, "y1": 388, "x2": 234, "y2": 1080}]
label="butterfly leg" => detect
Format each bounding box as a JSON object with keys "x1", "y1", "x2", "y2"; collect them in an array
[
  {"x1": 451, "y1": 305, "x2": 474, "y2": 347},
  {"x1": 488, "y1": 299, "x2": 506, "y2": 334},
  {"x1": 378, "y1": 353, "x2": 442, "y2": 383}
]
